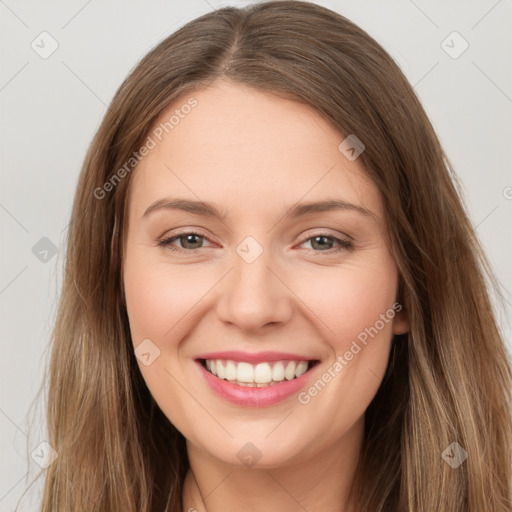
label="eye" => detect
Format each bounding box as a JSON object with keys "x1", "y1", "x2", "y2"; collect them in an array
[
  {"x1": 157, "y1": 231, "x2": 353, "y2": 255},
  {"x1": 298, "y1": 233, "x2": 353, "y2": 253},
  {"x1": 158, "y1": 231, "x2": 213, "y2": 253}
]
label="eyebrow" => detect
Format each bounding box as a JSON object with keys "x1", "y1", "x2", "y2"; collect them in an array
[{"x1": 142, "y1": 197, "x2": 375, "y2": 221}]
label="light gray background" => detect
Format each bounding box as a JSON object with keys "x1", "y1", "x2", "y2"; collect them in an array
[{"x1": 1, "y1": 0, "x2": 511, "y2": 510}]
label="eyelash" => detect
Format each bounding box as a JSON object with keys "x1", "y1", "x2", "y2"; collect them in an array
[{"x1": 157, "y1": 230, "x2": 353, "y2": 255}]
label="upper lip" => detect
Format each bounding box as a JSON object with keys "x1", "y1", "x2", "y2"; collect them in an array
[{"x1": 195, "y1": 350, "x2": 318, "y2": 364}]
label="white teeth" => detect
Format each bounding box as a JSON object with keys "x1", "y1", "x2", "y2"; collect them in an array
[
  {"x1": 225, "y1": 361, "x2": 237, "y2": 381},
  {"x1": 272, "y1": 362, "x2": 285, "y2": 381},
  {"x1": 203, "y1": 358, "x2": 314, "y2": 385},
  {"x1": 284, "y1": 361, "x2": 296, "y2": 380},
  {"x1": 237, "y1": 362, "x2": 254, "y2": 383},
  {"x1": 254, "y1": 363, "x2": 272, "y2": 384},
  {"x1": 216, "y1": 361, "x2": 226, "y2": 379},
  {"x1": 295, "y1": 361, "x2": 308, "y2": 378}
]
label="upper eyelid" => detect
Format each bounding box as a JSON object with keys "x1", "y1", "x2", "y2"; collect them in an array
[{"x1": 163, "y1": 228, "x2": 215, "y2": 243}]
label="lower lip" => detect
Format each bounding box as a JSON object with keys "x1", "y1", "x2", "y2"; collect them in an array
[{"x1": 196, "y1": 360, "x2": 318, "y2": 407}]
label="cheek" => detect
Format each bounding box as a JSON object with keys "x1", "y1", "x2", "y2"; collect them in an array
[
  {"x1": 292, "y1": 258, "x2": 399, "y2": 435},
  {"x1": 123, "y1": 254, "x2": 205, "y2": 430},
  {"x1": 293, "y1": 256, "x2": 399, "y2": 352},
  {"x1": 124, "y1": 256, "x2": 203, "y2": 346}
]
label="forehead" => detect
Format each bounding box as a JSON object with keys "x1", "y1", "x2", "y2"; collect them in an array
[{"x1": 128, "y1": 80, "x2": 383, "y2": 223}]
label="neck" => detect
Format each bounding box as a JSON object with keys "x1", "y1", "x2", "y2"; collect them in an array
[{"x1": 182, "y1": 415, "x2": 364, "y2": 512}]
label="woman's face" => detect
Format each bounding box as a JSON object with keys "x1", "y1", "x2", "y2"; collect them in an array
[{"x1": 123, "y1": 79, "x2": 408, "y2": 468}]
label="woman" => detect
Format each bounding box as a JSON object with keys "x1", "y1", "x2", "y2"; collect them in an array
[{"x1": 36, "y1": 1, "x2": 512, "y2": 510}]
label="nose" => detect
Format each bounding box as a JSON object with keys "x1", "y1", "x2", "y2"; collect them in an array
[{"x1": 215, "y1": 247, "x2": 293, "y2": 333}]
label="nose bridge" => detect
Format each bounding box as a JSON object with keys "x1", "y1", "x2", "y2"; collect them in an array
[{"x1": 216, "y1": 235, "x2": 292, "y2": 331}]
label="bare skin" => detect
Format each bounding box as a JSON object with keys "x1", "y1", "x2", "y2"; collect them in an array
[{"x1": 123, "y1": 79, "x2": 408, "y2": 512}]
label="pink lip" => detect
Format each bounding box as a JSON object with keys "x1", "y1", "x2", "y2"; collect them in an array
[
  {"x1": 195, "y1": 359, "x2": 320, "y2": 407},
  {"x1": 195, "y1": 350, "x2": 315, "y2": 364}
]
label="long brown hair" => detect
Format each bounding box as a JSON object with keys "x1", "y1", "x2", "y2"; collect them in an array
[{"x1": 31, "y1": 1, "x2": 512, "y2": 510}]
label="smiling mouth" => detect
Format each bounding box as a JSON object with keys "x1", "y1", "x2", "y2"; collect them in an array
[{"x1": 198, "y1": 358, "x2": 320, "y2": 387}]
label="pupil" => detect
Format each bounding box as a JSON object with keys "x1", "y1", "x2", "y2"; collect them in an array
[
  {"x1": 182, "y1": 234, "x2": 202, "y2": 249},
  {"x1": 312, "y1": 236, "x2": 332, "y2": 250}
]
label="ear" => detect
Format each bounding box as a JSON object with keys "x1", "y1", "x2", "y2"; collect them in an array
[{"x1": 392, "y1": 306, "x2": 409, "y2": 335}]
